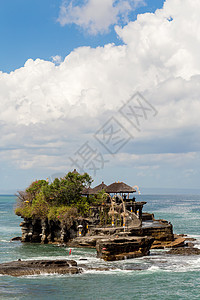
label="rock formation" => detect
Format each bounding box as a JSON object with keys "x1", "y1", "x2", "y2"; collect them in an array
[
  {"x1": 167, "y1": 247, "x2": 200, "y2": 255},
  {"x1": 20, "y1": 218, "x2": 83, "y2": 244},
  {"x1": 96, "y1": 236, "x2": 154, "y2": 261},
  {"x1": 0, "y1": 259, "x2": 82, "y2": 277}
]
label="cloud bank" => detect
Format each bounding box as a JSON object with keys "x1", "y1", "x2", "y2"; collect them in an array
[{"x1": 1, "y1": 0, "x2": 200, "y2": 187}]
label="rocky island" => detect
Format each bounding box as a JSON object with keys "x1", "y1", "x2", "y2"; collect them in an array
[{"x1": 14, "y1": 170, "x2": 197, "y2": 263}]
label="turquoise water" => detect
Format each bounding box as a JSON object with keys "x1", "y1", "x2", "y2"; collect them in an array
[{"x1": 0, "y1": 195, "x2": 200, "y2": 299}]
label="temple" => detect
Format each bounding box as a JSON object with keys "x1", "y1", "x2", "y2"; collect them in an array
[
  {"x1": 18, "y1": 173, "x2": 178, "y2": 261},
  {"x1": 82, "y1": 180, "x2": 147, "y2": 227}
]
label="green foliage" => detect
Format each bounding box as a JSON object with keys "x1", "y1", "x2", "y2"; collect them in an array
[
  {"x1": 31, "y1": 192, "x2": 49, "y2": 218},
  {"x1": 41, "y1": 172, "x2": 92, "y2": 206},
  {"x1": 47, "y1": 205, "x2": 78, "y2": 226},
  {"x1": 96, "y1": 189, "x2": 108, "y2": 204},
  {"x1": 89, "y1": 189, "x2": 108, "y2": 205},
  {"x1": 15, "y1": 202, "x2": 33, "y2": 219},
  {"x1": 56, "y1": 206, "x2": 78, "y2": 227},
  {"x1": 75, "y1": 197, "x2": 90, "y2": 216},
  {"x1": 15, "y1": 192, "x2": 49, "y2": 219},
  {"x1": 15, "y1": 171, "x2": 93, "y2": 220},
  {"x1": 47, "y1": 206, "x2": 58, "y2": 221},
  {"x1": 26, "y1": 180, "x2": 48, "y2": 201}
]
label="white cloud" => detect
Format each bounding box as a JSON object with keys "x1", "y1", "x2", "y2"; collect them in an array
[
  {"x1": 115, "y1": 0, "x2": 200, "y2": 80},
  {"x1": 112, "y1": 152, "x2": 198, "y2": 168},
  {"x1": 0, "y1": 0, "x2": 200, "y2": 188},
  {"x1": 57, "y1": 0, "x2": 146, "y2": 34},
  {"x1": 51, "y1": 55, "x2": 62, "y2": 65}
]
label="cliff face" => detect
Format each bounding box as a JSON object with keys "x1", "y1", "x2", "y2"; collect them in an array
[
  {"x1": 20, "y1": 218, "x2": 86, "y2": 244},
  {"x1": 142, "y1": 223, "x2": 174, "y2": 241},
  {"x1": 20, "y1": 216, "x2": 174, "y2": 245}
]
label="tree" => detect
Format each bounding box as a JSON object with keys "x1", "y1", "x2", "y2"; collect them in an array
[{"x1": 15, "y1": 171, "x2": 93, "y2": 219}]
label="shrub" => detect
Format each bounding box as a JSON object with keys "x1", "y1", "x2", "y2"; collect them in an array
[
  {"x1": 15, "y1": 171, "x2": 93, "y2": 220},
  {"x1": 26, "y1": 180, "x2": 49, "y2": 202},
  {"x1": 57, "y1": 206, "x2": 78, "y2": 227},
  {"x1": 75, "y1": 197, "x2": 90, "y2": 216},
  {"x1": 48, "y1": 206, "x2": 59, "y2": 221},
  {"x1": 15, "y1": 192, "x2": 49, "y2": 219},
  {"x1": 47, "y1": 205, "x2": 78, "y2": 227},
  {"x1": 15, "y1": 202, "x2": 33, "y2": 219},
  {"x1": 31, "y1": 192, "x2": 49, "y2": 219}
]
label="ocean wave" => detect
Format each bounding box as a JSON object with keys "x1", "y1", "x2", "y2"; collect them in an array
[
  {"x1": 19, "y1": 272, "x2": 82, "y2": 279},
  {"x1": 0, "y1": 239, "x2": 10, "y2": 243},
  {"x1": 147, "y1": 265, "x2": 161, "y2": 272},
  {"x1": 188, "y1": 234, "x2": 200, "y2": 239}
]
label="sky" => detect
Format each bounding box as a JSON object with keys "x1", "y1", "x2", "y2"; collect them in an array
[{"x1": 0, "y1": 0, "x2": 200, "y2": 194}]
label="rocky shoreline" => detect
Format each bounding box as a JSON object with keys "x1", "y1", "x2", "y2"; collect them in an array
[
  {"x1": 14, "y1": 215, "x2": 199, "y2": 262},
  {"x1": 14, "y1": 189, "x2": 199, "y2": 263},
  {"x1": 0, "y1": 259, "x2": 82, "y2": 277},
  {"x1": 2, "y1": 238, "x2": 200, "y2": 277},
  {"x1": 5, "y1": 227, "x2": 200, "y2": 276}
]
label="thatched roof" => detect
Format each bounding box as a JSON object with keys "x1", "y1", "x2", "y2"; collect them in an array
[
  {"x1": 82, "y1": 187, "x2": 95, "y2": 195},
  {"x1": 92, "y1": 182, "x2": 107, "y2": 194},
  {"x1": 106, "y1": 182, "x2": 136, "y2": 193}
]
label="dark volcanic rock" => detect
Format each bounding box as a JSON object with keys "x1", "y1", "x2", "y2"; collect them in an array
[
  {"x1": 96, "y1": 236, "x2": 154, "y2": 261},
  {"x1": 11, "y1": 237, "x2": 22, "y2": 241},
  {"x1": 0, "y1": 259, "x2": 82, "y2": 277},
  {"x1": 167, "y1": 247, "x2": 200, "y2": 255},
  {"x1": 20, "y1": 218, "x2": 82, "y2": 244}
]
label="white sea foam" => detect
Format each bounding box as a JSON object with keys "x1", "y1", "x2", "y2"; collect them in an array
[
  {"x1": 148, "y1": 255, "x2": 200, "y2": 273},
  {"x1": 22, "y1": 255, "x2": 74, "y2": 261},
  {"x1": 20, "y1": 272, "x2": 79, "y2": 279},
  {"x1": 187, "y1": 234, "x2": 200, "y2": 240},
  {"x1": 0, "y1": 239, "x2": 10, "y2": 243},
  {"x1": 147, "y1": 265, "x2": 161, "y2": 272}
]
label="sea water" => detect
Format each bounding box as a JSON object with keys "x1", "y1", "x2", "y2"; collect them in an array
[{"x1": 0, "y1": 195, "x2": 200, "y2": 299}]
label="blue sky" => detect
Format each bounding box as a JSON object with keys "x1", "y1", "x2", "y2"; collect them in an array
[
  {"x1": 0, "y1": 0, "x2": 164, "y2": 73},
  {"x1": 1, "y1": 0, "x2": 200, "y2": 194}
]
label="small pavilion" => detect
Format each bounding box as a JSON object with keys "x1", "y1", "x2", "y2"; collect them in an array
[
  {"x1": 81, "y1": 187, "x2": 95, "y2": 201},
  {"x1": 106, "y1": 182, "x2": 136, "y2": 200},
  {"x1": 92, "y1": 182, "x2": 107, "y2": 194},
  {"x1": 105, "y1": 181, "x2": 146, "y2": 220}
]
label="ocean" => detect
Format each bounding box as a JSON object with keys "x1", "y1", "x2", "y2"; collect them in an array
[{"x1": 0, "y1": 194, "x2": 200, "y2": 299}]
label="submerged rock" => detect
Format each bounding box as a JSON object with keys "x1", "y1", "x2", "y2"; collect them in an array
[
  {"x1": 0, "y1": 259, "x2": 82, "y2": 277},
  {"x1": 167, "y1": 247, "x2": 200, "y2": 255},
  {"x1": 10, "y1": 237, "x2": 22, "y2": 241}
]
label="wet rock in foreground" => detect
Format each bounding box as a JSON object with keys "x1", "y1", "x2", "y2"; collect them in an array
[{"x1": 0, "y1": 259, "x2": 82, "y2": 277}]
